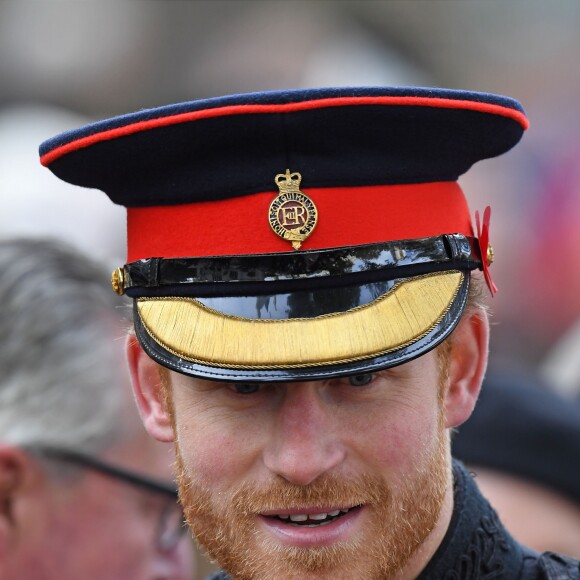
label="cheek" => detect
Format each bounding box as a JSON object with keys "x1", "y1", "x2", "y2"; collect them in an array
[
  {"x1": 356, "y1": 352, "x2": 444, "y2": 475},
  {"x1": 175, "y1": 405, "x2": 267, "y2": 490},
  {"x1": 42, "y1": 490, "x2": 153, "y2": 577},
  {"x1": 360, "y1": 398, "x2": 441, "y2": 481}
]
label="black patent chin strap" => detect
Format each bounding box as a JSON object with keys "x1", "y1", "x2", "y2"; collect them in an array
[{"x1": 120, "y1": 233, "x2": 483, "y2": 298}]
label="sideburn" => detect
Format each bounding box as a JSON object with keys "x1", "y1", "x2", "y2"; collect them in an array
[{"x1": 157, "y1": 365, "x2": 178, "y2": 435}]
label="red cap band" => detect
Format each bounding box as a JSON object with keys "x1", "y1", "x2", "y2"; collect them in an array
[{"x1": 127, "y1": 181, "x2": 472, "y2": 261}]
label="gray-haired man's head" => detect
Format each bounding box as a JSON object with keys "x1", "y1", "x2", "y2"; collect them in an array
[{"x1": 0, "y1": 237, "x2": 129, "y2": 454}]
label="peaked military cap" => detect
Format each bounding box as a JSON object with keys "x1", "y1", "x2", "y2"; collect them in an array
[{"x1": 40, "y1": 86, "x2": 528, "y2": 382}]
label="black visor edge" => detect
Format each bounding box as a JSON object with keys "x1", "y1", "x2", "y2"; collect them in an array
[{"x1": 133, "y1": 272, "x2": 469, "y2": 382}]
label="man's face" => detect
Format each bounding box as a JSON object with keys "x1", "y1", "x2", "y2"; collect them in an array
[
  {"x1": 166, "y1": 350, "x2": 452, "y2": 579},
  {"x1": 8, "y1": 422, "x2": 196, "y2": 580}
]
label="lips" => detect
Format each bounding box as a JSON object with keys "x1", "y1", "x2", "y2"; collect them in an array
[{"x1": 257, "y1": 505, "x2": 363, "y2": 548}]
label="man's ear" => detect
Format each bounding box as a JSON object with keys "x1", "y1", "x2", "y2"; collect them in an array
[
  {"x1": 126, "y1": 335, "x2": 175, "y2": 442},
  {"x1": 443, "y1": 308, "x2": 489, "y2": 429},
  {"x1": 0, "y1": 445, "x2": 35, "y2": 561}
]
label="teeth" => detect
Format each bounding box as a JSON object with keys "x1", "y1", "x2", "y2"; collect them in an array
[{"x1": 277, "y1": 508, "x2": 352, "y2": 523}]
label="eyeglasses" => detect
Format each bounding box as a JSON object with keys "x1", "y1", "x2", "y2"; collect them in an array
[{"x1": 31, "y1": 446, "x2": 188, "y2": 552}]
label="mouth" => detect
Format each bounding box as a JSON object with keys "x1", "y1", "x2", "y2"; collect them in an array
[
  {"x1": 258, "y1": 505, "x2": 364, "y2": 548},
  {"x1": 263, "y1": 505, "x2": 362, "y2": 527}
]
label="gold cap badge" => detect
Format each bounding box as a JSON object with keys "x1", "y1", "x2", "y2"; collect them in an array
[{"x1": 268, "y1": 170, "x2": 318, "y2": 250}]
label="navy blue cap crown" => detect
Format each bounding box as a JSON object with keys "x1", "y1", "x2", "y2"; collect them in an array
[{"x1": 40, "y1": 86, "x2": 527, "y2": 209}]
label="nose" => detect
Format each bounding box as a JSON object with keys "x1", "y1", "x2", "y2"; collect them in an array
[{"x1": 263, "y1": 382, "x2": 346, "y2": 486}]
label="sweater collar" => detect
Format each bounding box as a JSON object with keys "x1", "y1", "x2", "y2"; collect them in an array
[{"x1": 417, "y1": 460, "x2": 525, "y2": 579}]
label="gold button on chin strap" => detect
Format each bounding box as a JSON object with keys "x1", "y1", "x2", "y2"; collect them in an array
[
  {"x1": 486, "y1": 243, "x2": 495, "y2": 266},
  {"x1": 111, "y1": 267, "x2": 125, "y2": 296}
]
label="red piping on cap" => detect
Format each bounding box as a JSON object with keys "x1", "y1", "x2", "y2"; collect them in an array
[{"x1": 40, "y1": 96, "x2": 529, "y2": 166}]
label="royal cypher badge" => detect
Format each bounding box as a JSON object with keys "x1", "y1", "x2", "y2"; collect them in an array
[{"x1": 269, "y1": 169, "x2": 318, "y2": 250}]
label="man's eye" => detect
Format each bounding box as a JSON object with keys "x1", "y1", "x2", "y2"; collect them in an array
[
  {"x1": 232, "y1": 383, "x2": 261, "y2": 395},
  {"x1": 348, "y1": 374, "x2": 374, "y2": 387}
]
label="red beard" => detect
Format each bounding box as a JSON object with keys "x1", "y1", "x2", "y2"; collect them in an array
[{"x1": 174, "y1": 423, "x2": 449, "y2": 580}]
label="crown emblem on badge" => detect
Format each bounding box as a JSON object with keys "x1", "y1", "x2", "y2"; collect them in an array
[{"x1": 269, "y1": 169, "x2": 318, "y2": 250}]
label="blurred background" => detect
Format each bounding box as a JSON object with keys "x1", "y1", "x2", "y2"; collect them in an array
[{"x1": 1, "y1": 1, "x2": 580, "y2": 576}]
